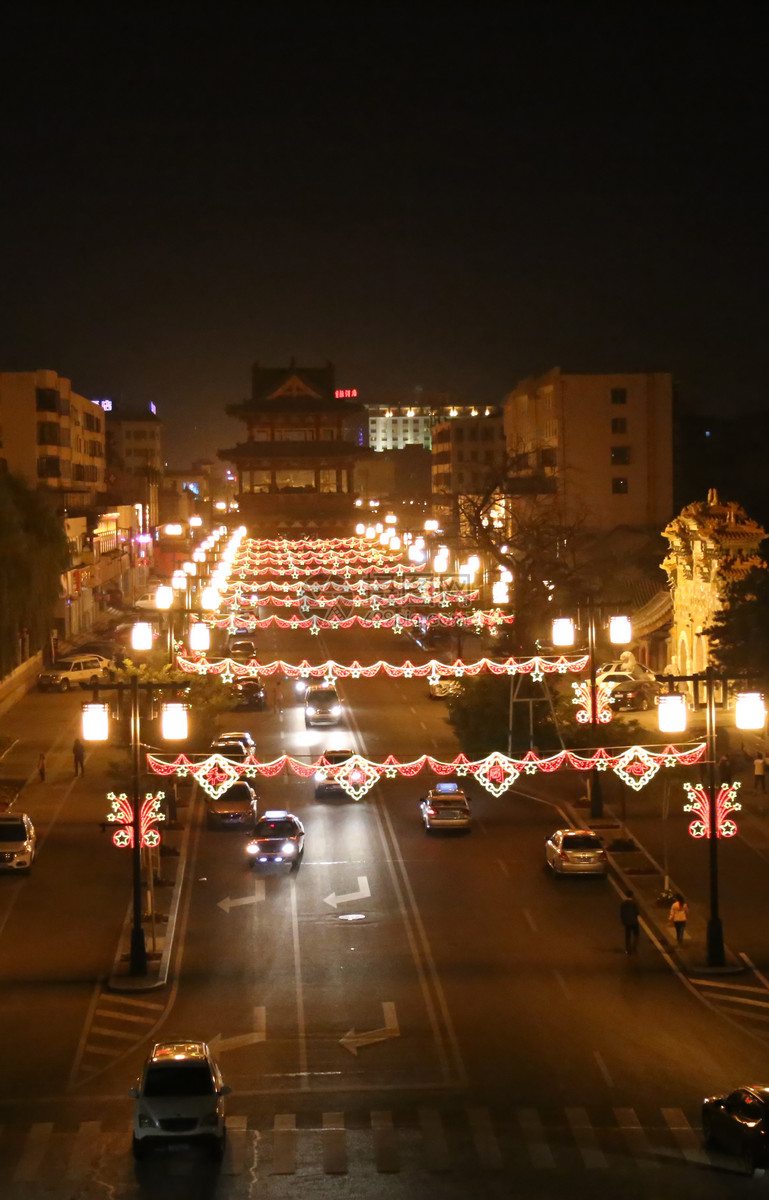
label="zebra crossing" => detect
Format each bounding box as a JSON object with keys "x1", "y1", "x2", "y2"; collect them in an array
[
  {"x1": 0, "y1": 1104, "x2": 752, "y2": 1184},
  {"x1": 69, "y1": 991, "x2": 167, "y2": 1087}
]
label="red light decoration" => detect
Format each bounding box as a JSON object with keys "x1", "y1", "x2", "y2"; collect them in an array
[
  {"x1": 106, "y1": 791, "x2": 165, "y2": 848},
  {"x1": 174, "y1": 653, "x2": 590, "y2": 681},
  {"x1": 683, "y1": 782, "x2": 741, "y2": 838},
  {"x1": 147, "y1": 744, "x2": 706, "y2": 801},
  {"x1": 571, "y1": 679, "x2": 616, "y2": 724}
]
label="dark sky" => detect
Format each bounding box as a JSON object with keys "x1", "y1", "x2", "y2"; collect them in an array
[{"x1": 0, "y1": 5, "x2": 766, "y2": 465}]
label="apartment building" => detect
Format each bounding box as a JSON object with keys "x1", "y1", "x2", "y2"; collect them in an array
[
  {"x1": 431, "y1": 409, "x2": 507, "y2": 533},
  {"x1": 504, "y1": 368, "x2": 673, "y2": 530}
]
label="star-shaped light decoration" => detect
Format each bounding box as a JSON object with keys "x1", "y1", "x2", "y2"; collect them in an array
[{"x1": 106, "y1": 792, "x2": 165, "y2": 848}]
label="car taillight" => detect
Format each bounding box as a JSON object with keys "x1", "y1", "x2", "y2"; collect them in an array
[{"x1": 427, "y1": 807, "x2": 437, "y2": 816}]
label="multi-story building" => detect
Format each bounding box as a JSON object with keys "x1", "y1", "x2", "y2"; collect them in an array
[
  {"x1": 504, "y1": 368, "x2": 673, "y2": 531},
  {"x1": 219, "y1": 360, "x2": 365, "y2": 537},
  {"x1": 431, "y1": 409, "x2": 507, "y2": 534},
  {"x1": 366, "y1": 390, "x2": 493, "y2": 451},
  {"x1": 0, "y1": 369, "x2": 106, "y2": 506},
  {"x1": 104, "y1": 400, "x2": 163, "y2": 529}
]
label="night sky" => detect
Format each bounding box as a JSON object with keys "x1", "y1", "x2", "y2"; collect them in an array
[{"x1": 0, "y1": 6, "x2": 766, "y2": 466}]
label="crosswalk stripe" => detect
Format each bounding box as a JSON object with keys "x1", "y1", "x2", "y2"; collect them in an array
[
  {"x1": 468, "y1": 1107, "x2": 503, "y2": 1170},
  {"x1": 565, "y1": 1107, "x2": 608, "y2": 1168},
  {"x1": 93, "y1": 1008, "x2": 157, "y2": 1025},
  {"x1": 614, "y1": 1107, "x2": 659, "y2": 1168},
  {"x1": 323, "y1": 1111, "x2": 347, "y2": 1174},
  {"x1": 66, "y1": 1121, "x2": 101, "y2": 1179},
  {"x1": 517, "y1": 1107, "x2": 555, "y2": 1168},
  {"x1": 100, "y1": 994, "x2": 165, "y2": 1010},
  {"x1": 90, "y1": 1025, "x2": 140, "y2": 1040},
  {"x1": 662, "y1": 1107, "x2": 710, "y2": 1164},
  {"x1": 223, "y1": 1114, "x2": 248, "y2": 1176},
  {"x1": 372, "y1": 1109, "x2": 399, "y2": 1172},
  {"x1": 84, "y1": 1045, "x2": 122, "y2": 1057},
  {"x1": 272, "y1": 1113, "x2": 295, "y2": 1174},
  {"x1": 690, "y1": 979, "x2": 769, "y2": 993},
  {"x1": 13, "y1": 1122, "x2": 53, "y2": 1182},
  {"x1": 419, "y1": 1107, "x2": 451, "y2": 1171}
]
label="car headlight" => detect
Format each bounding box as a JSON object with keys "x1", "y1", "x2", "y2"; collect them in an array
[
  {"x1": 281, "y1": 842, "x2": 296, "y2": 855},
  {"x1": 138, "y1": 1113, "x2": 158, "y2": 1128},
  {"x1": 295, "y1": 680, "x2": 307, "y2": 694},
  {"x1": 199, "y1": 1110, "x2": 219, "y2": 1127},
  {"x1": 246, "y1": 842, "x2": 259, "y2": 855},
  {"x1": 306, "y1": 706, "x2": 317, "y2": 716},
  {"x1": 330, "y1": 705, "x2": 341, "y2": 717},
  {"x1": 314, "y1": 770, "x2": 327, "y2": 782}
]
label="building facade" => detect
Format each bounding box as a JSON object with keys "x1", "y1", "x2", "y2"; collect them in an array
[
  {"x1": 504, "y1": 368, "x2": 673, "y2": 531},
  {"x1": 219, "y1": 361, "x2": 365, "y2": 537},
  {"x1": 431, "y1": 409, "x2": 506, "y2": 533},
  {"x1": 366, "y1": 390, "x2": 494, "y2": 452}
]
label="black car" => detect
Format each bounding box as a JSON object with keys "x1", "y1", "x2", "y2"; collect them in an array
[
  {"x1": 610, "y1": 679, "x2": 662, "y2": 712},
  {"x1": 246, "y1": 811, "x2": 304, "y2": 869},
  {"x1": 702, "y1": 1085, "x2": 769, "y2": 1167},
  {"x1": 231, "y1": 677, "x2": 267, "y2": 710},
  {"x1": 206, "y1": 782, "x2": 258, "y2": 829}
]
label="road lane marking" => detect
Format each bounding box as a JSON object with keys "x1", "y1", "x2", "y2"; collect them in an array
[
  {"x1": 565, "y1": 1107, "x2": 607, "y2": 1168},
  {"x1": 323, "y1": 875, "x2": 371, "y2": 908},
  {"x1": 290, "y1": 880, "x2": 309, "y2": 1088},
  {"x1": 272, "y1": 1114, "x2": 296, "y2": 1174},
  {"x1": 517, "y1": 1108, "x2": 555, "y2": 1168},
  {"x1": 90, "y1": 1025, "x2": 139, "y2": 1040},
  {"x1": 593, "y1": 1050, "x2": 614, "y2": 1088},
  {"x1": 211, "y1": 1006, "x2": 267, "y2": 1052},
  {"x1": 93, "y1": 1008, "x2": 157, "y2": 1024},
  {"x1": 614, "y1": 1107, "x2": 658, "y2": 1168},
  {"x1": 496, "y1": 858, "x2": 509, "y2": 876},
  {"x1": 690, "y1": 978, "x2": 769, "y2": 993},
  {"x1": 218, "y1": 880, "x2": 266, "y2": 912},
  {"x1": 419, "y1": 1108, "x2": 450, "y2": 1171},
  {"x1": 223, "y1": 1114, "x2": 248, "y2": 1176},
  {"x1": 522, "y1": 907, "x2": 538, "y2": 933},
  {"x1": 98, "y1": 994, "x2": 165, "y2": 1010},
  {"x1": 662, "y1": 1107, "x2": 710, "y2": 1164},
  {"x1": 340, "y1": 1001, "x2": 399, "y2": 1055},
  {"x1": 323, "y1": 1112, "x2": 347, "y2": 1174},
  {"x1": 66, "y1": 1121, "x2": 101, "y2": 1179},
  {"x1": 553, "y1": 970, "x2": 572, "y2": 1000},
  {"x1": 468, "y1": 1107, "x2": 503, "y2": 1170},
  {"x1": 13, "y1": 1122, "x2": 53, "y2": 1182},
  {"x1": 372, "y1": 1110, "x2": 399, "y2": 1172}
]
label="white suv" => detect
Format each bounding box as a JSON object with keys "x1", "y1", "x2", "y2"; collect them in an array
[
  {"x1": 0, "y1": 813, "x2": 37, "y2": 873},
  {"x1": 37, "y1": 654, "x2": 112, "y2": 692},
  {"x1": 129, "y1": 1041, "x2": 231, "y2": 1159}
]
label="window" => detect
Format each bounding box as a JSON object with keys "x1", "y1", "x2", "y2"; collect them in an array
[
  {"x1": 35, "y1": 388, "x2": 60, "y2": 413},
  {"x1": 321, "y1": 428, "x2": 335, "y2": 440},
  {"x1": 37, "y1": 455, "x2": 61, "y2": 478},
  {"x1": 611, "y1": 446, "x2": 630, "y2": 465},
  {"x1": 612, "y1": 477, "x2": 629, "y2": 494},
  {"x1": 611, "y1": 417, "x2": 627, "y2": 434},
  {"x1": 611, "y1": 387, "x2": 627, "y2": 405},
  {"x1": 540, "y1": 448, "x2": 557, "y2": 468},
  {"x1": 37, "y1": 422, "x2": 60, "y2": 446}
]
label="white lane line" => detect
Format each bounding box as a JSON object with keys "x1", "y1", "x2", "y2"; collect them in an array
[
  {"x1": 222, "y1": 1114, "x2": 248, "y2": 1176},
  {"x1": 372, "y1": 1110, "x2": 399, "y2": 1173},
  {"x1": 90, "y1": 1025, "x2": 140, "y2": 1040},
  {"x1": 98, "y1": 994, "x2": 165, "y2": 1010},
  {"x1": 522, "y1": 908, "x2": 538, "y2": 933},
  {"x1": 419, "y1": 1107, "x2": 451, "y2": 1171},
  {"x1": 289, "y1": 879, "x2": 309, "y2": 1089},
  {"x1": 322, "y1": 1112, "x2": 347, "y2": 1174},
  {"x1": 705, "y1": 994, "x2": 769, "y2": 1010},
  {"x1": 66, "y1": 1120, "x2": 101, "y2": 1179},
  {"x1": 689, "y1": 978, "x2": 769, "y2": 993},
  {"x1": 84, "y1": 1045, "x2": 122, "y2": 1057},
  {"x1": 93, "y1": 1008, "x2": 157, "y2": 1024},
  {"x1": 614, "y1": 1107, "x2": 658, "y2": 1168},
  {"x1": 517, "y1": 1107, "x2": 555, "y2": 1168},
  {"x1": 272, "y1": 1114, "x2": 296, "y2": 1174},
  {"x1": 468, "y1": 1107, "x2": 503, "y2": 1170},
  {"x1": 553, "y1": 970, "x2": 572, "y2": 1000},
  {"x1": 496, "y1": 858, "x2": 509, "y2": 876},
  {"x1": 13, "y1": 1122, "x2": 53, "y2": 1182},
  {"x1": 741, "y1": 953, "x2": 769, "y2": 991},
  {"x1": 662, "y1": 1108, "x2": 711, "y2": 1164},
  {"x1": 565, "y1": 1107, "x2": 608, "y2": 1168},
  {"x1": 593, "y1": 1051, "x2": 614, "y2": 1088}
]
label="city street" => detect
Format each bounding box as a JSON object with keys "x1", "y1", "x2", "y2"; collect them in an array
[{"x1": 1, "y1": 622, "x2": 768, "y2": 1197}]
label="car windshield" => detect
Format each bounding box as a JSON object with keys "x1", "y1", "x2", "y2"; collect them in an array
[
  {"x1": 309, "y1": 690, "x2": 337, "y2": 703},
  {"x1": 563, "y1": 835, "x2": 601, "y2": 850},
  {"x1": 0, "y1": 822, "x2": 26, "y2": 840},
  {"x1": 54, "y1": 661, "x2": 76, "y2": 671},
  {"x1": 221, "y1": 787, "x2": 251, "y2": 802},
  {"x1": 256, "y1": 820, "x2": 297, "y2": 838},
  {"x1": 324, "y1": 752, "x2": 352, "y2": 765},
  {"x1": 143, "y1": 1064, "x2": 215, "y2": 1097}
]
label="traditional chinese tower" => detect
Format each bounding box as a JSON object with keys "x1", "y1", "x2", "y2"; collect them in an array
[
  {"x1": 662, "y1": 489, "x2": 765, "y2": 676},
  {"x1": 219, "y1": 360, "x2": 365, "y2": 537}
]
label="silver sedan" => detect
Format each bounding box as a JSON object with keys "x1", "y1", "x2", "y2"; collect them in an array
[{"x1": 545, "y1": 829, "x2": 607, "y2": 875}]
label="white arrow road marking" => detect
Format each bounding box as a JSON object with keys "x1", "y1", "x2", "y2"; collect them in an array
[
  {"x1": 217, "y1": 880, "x2": 265, "y2": 912},
  {"x1": 340, "y1": 1002, "x2": 399, "y2": 1056},
  {"x1": 210, "y1": 1007, "x2": 266, "y2": 1054},
  {"x1": 323, "y1": 875, "x2": 370, "y2": 909}
]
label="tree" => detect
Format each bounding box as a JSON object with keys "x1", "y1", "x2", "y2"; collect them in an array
[{"x1": 706, "y1": 565, "x2": 769, "y2": 685}]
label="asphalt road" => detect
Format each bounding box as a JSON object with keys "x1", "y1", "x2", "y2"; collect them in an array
[{"x1": 1, "y1": 621, "x2": 768, "y2": 1198}]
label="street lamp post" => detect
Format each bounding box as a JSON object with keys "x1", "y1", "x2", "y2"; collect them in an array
[{"x1": 82, "y1": 680, "x2": 189, "y2": 976}]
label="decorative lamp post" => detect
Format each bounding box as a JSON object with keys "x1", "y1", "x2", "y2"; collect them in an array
[{"x1": 131, "y1": 622, "x2": 153, "y2": 652}]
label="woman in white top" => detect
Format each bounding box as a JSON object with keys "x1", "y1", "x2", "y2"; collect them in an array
[{"x1": 669, "y1": 893, "x2": 688, "y2": 944}]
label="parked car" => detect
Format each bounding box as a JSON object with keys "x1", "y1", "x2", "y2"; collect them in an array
[
  {"x1": 304, "y1": 685, "x2": 342, "y2": 728},
  {"x1": 129, "y1": 1041, "x2": 231, "y2": 1159},
  {"x1": 702, "y1": 1085, "x2": 769, "y2": 1169},
  {"x1": 545, "y1": 828, "x2": 607, "y2": 875},
  {"x1": 133, "y1": 592, "x2": 161, "y2": 611},
  {"x1": 206, "y1": 782, "x2": 258, "y2": 829},
  {"x1": 76, "y1": 640, "x2": 126, "y2": 667},
  {"x1": 246, "y1": 810, "x2": 305, "y2": 868},
  {"x1": 314, "y1": 750, "x2": 355, "y2": 798},
  {"x1": 0, "y1": 813, "x2": 36, "y2": 873},
  {"x1": 37, "y1": 654, "x2": 113, "y2": 692},
  {"x1": 610, "y1": 678, "x2": 663, "y2": 711},
  {"x1": 596, "y1": 661, "x2": 656, "y2": 685},
  {"x1": 419, "y1": 783, "x2": 472, "y2": 833}
]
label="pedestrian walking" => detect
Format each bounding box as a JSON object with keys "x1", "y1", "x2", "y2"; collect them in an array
[
  {"x1": 620, "y1": 892, "x2": 640, "y2": 955},
  {"x1": 37, "y1": 752, "x2": 46, "y2": 783},
  {"x1": 717, "y1": 754, "x2": 732, "y2": 786},
  {"x1": 754, "y1": 751, "x2": 766, "y2": 792},
  {"x1": 73, "y1": 737, "x2": 86, "y2": 777},
  {"x1": 669, "y1": 893, "x2": 688, "y2": 944}
]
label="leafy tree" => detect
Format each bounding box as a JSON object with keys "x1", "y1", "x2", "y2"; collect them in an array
[
  {"x1": 110, "y1": 650, "x2": 238, "y2": 753},
  {"x1": 706, "y1": 565, "x2": 769, "y2": 686}
]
